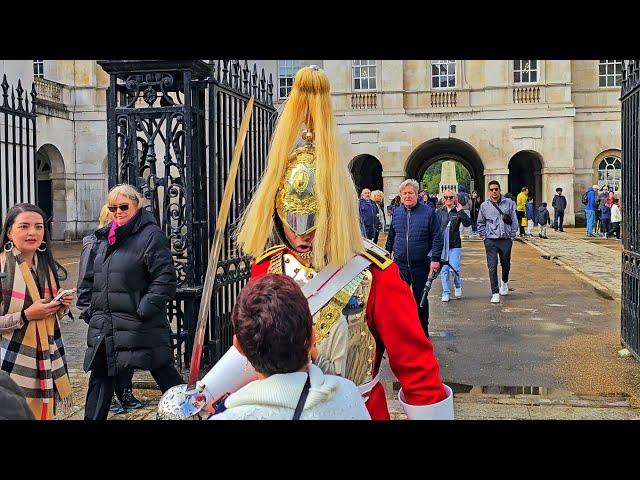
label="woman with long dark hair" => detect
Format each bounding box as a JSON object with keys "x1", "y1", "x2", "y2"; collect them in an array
[{"x1": 0, "y1": 203, "x2": 74, "y2": 419}]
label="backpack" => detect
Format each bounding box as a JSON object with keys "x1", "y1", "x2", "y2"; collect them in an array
[{"x1": 581, "y1": 191, "x2": 589, "y2": 205}]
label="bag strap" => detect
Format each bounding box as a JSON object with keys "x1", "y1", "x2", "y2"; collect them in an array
[
  {"x1": 490, "y1": 199, "x2": 505, "y2": 216},
  {"x1": 292, "y1": 374, "x2": 311, "y2": 420}
]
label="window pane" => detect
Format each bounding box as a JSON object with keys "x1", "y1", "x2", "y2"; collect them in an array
[
  {"x1": 599, "y1": 64, "x2": 606, "y2": 75},
  {"x1": 432, "y1": 77, "x2": 439, "y2": 88},
  {"x1": 531, "y1": 60, "x2": 537, "y2": 70},
  {"x1": 353, "y1": 60, "x2": 360, "y2": 66},
  {"x1": 522, "y1": 71, "x2": 529, "y2": 82},
  {"x1": 616, "y1": 74, "x2": 622, "y2": 86},
  {"x1": 514, "y1": 60, "x2": 521, "y2": 70},
  {"x1": 616, "y1": 62, "x2": 622, "y2": 74},
  {"x1": 354, "y1": 67, "x2": 360, "y2": 78},
  {"x1": 448, "y1": 75, "x2": 455, "y2": 87},
  {"x1": 531, "y1": 71, "x2": 537, "y2": 82},
  {"x1": 432, "y1": 64, "x2": 438, "y2": 76},
  {"x1": 515, "y1": 71, "x2": 521, "y2": 83},
  {"x1": 354, "y1": 79, "x2": 360, "y2": 89},
  {"x1": 369, "y1": 78, "x2": 376, "y2": 89}
]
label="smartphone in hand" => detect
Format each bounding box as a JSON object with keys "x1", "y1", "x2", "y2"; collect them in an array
[{"x1": 52, "y1": 288, "x2": 76, "y2": 303}]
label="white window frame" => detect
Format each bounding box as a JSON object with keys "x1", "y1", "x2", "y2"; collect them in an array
[
  {"x1": 599, "y1": 60, "x2": 623, "y2": 87},
  {"x1": 278, "y1": 60, "x2": 301, "y2": 100},
  {"x1": 598, "y1": 156, "x2": 622, "y2": 192},
  {"x1": 431, "y1": 60, "x2": 457, "y2": 89},
  {"x1": 513, "y1": 60, "x2": 539, "y2": 84},
  {"x1": 352, "y1": 60, "x2": 377, "y2": 91},
  {"x1": 33, "y1": 60, "x2": 44, "y2": 79}
]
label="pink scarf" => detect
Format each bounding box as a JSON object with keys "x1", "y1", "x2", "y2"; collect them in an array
[{"x1": 107, "y1": 221, "x2": 118, "y2": 245}]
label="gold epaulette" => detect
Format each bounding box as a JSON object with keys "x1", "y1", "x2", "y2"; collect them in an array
[
  {"x1": 360, "y1": 238, "x2": 392, "y2": 270},
  {"x1": 254, "y1": 244, "x2": 286, "y2": 264}
]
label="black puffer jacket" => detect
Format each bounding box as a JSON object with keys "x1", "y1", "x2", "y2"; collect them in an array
[{"x1": 82, "y1": 208, "x2": 176, "y2": 375}]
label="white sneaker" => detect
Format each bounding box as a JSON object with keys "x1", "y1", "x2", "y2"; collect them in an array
[
  {"x1": 499, "y1": 281, "x2": 509, "y2": 296},
  {"x1": 491, "y1": 293, "x2": 500, "y2": 303},
  {"x1": 454, "y1": 287, "x2": 462, "y2": 298},
  {"x1": 441, "y1": 293, "x2": 450, "y2": 302}
]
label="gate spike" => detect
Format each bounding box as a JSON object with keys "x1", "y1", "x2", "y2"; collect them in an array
[
  {"x1": 267, "y1": 73, "x2": 273, "y2": 105},
  {"x1": 232, "y1": 60, "x2": 240, "y2": 89},
  {"x1": 11, "y1": 86, "x2": 15, "y2": 109},
  {"x1": 251, "y1": 64, "x2": 258, "y2": 96},
  {"x1": 259, "y1": 68, "x2": 266, "y2": 102},
  {"x1": 1, "y1": 74, "x2": 8, "y2": 107},
  {"x1": 222, "y1": 60, "x2": 229, "y2": 85},
  {"x1": 243, "y1": 60, "x2": 250, "y2": 94},
  {"x1": 16, "y1": 78, "x2": 24, "y2": 111},
  {"x1": 30, "y1": 82, "x2": 37, "y2": 113}
]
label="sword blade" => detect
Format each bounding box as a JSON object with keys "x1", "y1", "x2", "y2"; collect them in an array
[{"x1": 187, "y1": 96, "x2": 255, "y2": 389}]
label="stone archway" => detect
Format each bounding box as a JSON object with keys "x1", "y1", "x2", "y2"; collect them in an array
[
  {"x1": 405, "y1": 138, "x2": 485, "y2": 199},
  {"x1": 508, "y1": 151, "x2": 543, "y2": 205},
  {"x1": 350, "y1": 154, "x2": 383, "y2": 194},
  {"x1": 36, "y1": 144, "x2": 66, "y2": 240}
]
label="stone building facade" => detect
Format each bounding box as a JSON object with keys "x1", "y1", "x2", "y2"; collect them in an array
[
  {"x1": 267, "y1": 60, "x2": 623, "y2": 226},
  {"x1": 0, "y1": 60, "x2": 623, "y2": 237}
]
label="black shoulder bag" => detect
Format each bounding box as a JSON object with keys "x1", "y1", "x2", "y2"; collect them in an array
[{"x1": 490, "y1": 200, "x2": 513, "y2": 226}]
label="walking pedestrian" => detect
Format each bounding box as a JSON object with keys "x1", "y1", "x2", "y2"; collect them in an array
[
  {"x1": 359, "y1": 189, "x2": 377, "y2": 241},
  {"x1": 516, "y1": 187, "x2": 529, "y2": 237},
  {"x1": 81, "y1": 184, "x2": 183, "y2": 420},
  {"x1": 476, "y1": 180, "x2": 518, "y2": 304},
  {"x1": 525, "y1": 196, "x2": 535, "y2": 237},
  {"x1": 584, "y1": 185, "x2": 598, "y2": 237},
  {"x1": 436, "y1": 190, "x2": 471, "y2": 302},
  {"x1": 537, "y1": 202, "x2": 551, "y2": 239},
  {"x1": 470, "y1": 190, "x2": 481, "y2": 236},
  {"x1": 371, "y1": 190, "x2": 387, "y2": 244}
]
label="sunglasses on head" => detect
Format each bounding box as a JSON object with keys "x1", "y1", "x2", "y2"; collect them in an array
[
  {"x1": 444, "y1": 195, "x2": 455, "y2": 200},
  {"x1": 107, "y1": 203, "x2": 130, "y2": 213},
  {"x1": 489, "y1": 188, "x2": 500, "y2": 192}
]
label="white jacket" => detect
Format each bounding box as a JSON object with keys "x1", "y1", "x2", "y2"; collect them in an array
[
  {"x1": 210, "y1": 364, "x2": 371, "y2": 420},
  {"x1": 611, "y1": 204, "x2": 622, "y2": 223}
]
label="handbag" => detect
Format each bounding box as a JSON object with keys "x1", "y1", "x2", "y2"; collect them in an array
[
  {"x1": 490, "y1": 200, "x2": 513, "y2": 226},
  {"x1": 521, "y1": 217, "x2": 528, "y2": 227}
]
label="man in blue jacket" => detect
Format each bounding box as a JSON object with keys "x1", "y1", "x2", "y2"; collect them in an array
[
  {"x1": 359, "y1": 188, "x2": 378, "y2": 240},
  {"x1": 385, "y1": 179, "x2": 443, "y2": 338},
  {"x1": 585, "y1": 184, "x2": 598, "y2": 237}
]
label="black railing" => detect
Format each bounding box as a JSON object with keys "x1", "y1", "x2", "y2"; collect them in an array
[
  {"x1": 620, "y1": 60, "x2": 640, "y2": 359},
  {"x1": 0, "y1": 75, "x2": 37, "y2": 225},
  {"x1": 99, "y1": 60, "x2": 275, "y2": 371}
]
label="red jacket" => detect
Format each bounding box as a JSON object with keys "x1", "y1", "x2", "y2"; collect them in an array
[{"x1": 251, "y1": 251, "x2": 447, "y2": 420}]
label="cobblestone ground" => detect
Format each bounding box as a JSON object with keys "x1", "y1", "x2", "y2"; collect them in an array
[
  {"x1": 520, "y1": 227, "x2": 621, "y2": 298},
  {"x1": 50, "y1": 236, "x2": 639, "y2": 421}
]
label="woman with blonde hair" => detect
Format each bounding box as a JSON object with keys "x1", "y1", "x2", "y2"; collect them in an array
[
  {"x1": 370, "y1": 190, "x2": 387, "y2": 244},
  {"x1": 81, "y1": 184, "x2": 182, "y2": 420}
]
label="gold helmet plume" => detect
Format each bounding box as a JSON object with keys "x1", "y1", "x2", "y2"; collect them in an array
[{"x1": 235, "y1": 65, "x2": 364, "y2": 269}]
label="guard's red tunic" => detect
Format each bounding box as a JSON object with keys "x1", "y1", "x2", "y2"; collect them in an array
[{"x1": 251, "y1": 251, "x2": 447, "y2": 420}]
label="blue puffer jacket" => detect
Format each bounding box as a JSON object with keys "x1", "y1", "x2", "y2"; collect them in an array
[
  {"x1": 385, "y1": 201, "x2": 443, "y2": 268},
  {"x1": 525, "y1": 201, "x2": 535, "y2": 220},
  {"x1": 359, "y1": 199, "x2": 377, "y2": 235}
]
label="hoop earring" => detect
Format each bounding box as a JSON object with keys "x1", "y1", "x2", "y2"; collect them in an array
[
  {"x1": 3, "y1": 241, "x2": 13, "y2": 252},
  {"x1": 37, "y1": 242, "x2": 47, "y2": 253}
]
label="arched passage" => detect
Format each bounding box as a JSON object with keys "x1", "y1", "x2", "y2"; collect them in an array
[
  {"x1": 350, "y1": 154, "x2": 383, "y2": 194},
  {"x1": 36, "y1": 144, "x2": 66, "y2": 240},
  {"x1": 508, "y1": 151, "x2": 543, "y2": 204},
  {"x1": 405, "y1": 138, "x2": 485, "y2": 199}
]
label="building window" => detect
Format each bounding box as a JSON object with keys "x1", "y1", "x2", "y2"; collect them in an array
[
  {"x1": 352, "y1": 60, "x2": 377, "y2": 90},
  {"x1": 599, "y1": 60, "x2": 623, "y2": 87},
  {"x1": 278, "y1": 60, "x2": 301, "y2": 99},
  {"x1": 33, "y1": 60, "x2": 44, "y2": 78},
  {"x1": 598, "y1": 156, "x2": 622, "y2": 192},
  {"x1": 513, "y1": 60, "x2": 538, "y2": 84},
  {"x1": 431, "y1": 60, "x2": 456, "y2": 88}
]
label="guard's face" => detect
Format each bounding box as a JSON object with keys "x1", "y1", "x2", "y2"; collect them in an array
[
  {"x1": 401, "y1": 186, "x2": 418, "y2": 208},
  {"x1": 283, "y1": 222, "x2": 315, "y2": 254}
]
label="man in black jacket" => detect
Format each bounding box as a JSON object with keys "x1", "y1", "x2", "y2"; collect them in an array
[
  {"x1": 552, "y1": 187, "x2": 567, "y2": 232},
  {"x1": 436, "y1": 190, "x2": 472, "y2": 302}
]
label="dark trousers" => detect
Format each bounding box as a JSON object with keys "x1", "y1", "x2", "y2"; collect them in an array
[
  {"x1": 483, "y1": 238, "x2": 513, "y2": 294},
  {"x1": 609, "y1": 222, "x2": 621, "y2": 239},
  {"x1": 601, "y1": 218, "x2": 611, "y2": 236},
  {"x1": 373, "y1": 229, "x2": 380, "y2": 244},
  {"x1": 398, "y1": 264, "x2": 430, "y2": 338},
  {"x1": 516, "y1": 211, "x2": 526, "y2": 235},
  {"x1": 84, "y1": 342, "x2": 183, "y2": 420},
  {"x1": 553, "y1": 210, "x2": 564, "y2": 231}
]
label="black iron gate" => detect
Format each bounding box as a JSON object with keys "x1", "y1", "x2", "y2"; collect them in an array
[
  {"x1": 99, "y1": 60, "x2": 275, "y2": 371},
  {"x1": 621, "y1": 60, "x2": 640, "y2": 359},
  {"x1": 0, "y1": 75, "x2": 37, "y2": 225}
]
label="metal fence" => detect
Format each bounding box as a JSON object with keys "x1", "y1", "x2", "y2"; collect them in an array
[
  {"x1": 0, "y1": 75, "x2": 37, "y2": 225},
  {"x1": 621, "y1": 60, "x2": 640, "y2": 358},
  {"x1": 99, "y1": 60, "x2": 276, "y2": 371}
]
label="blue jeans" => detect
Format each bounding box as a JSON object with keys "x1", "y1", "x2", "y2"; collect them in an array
[
  {"x1": 440, "y1": 247, "x2": 462, "y2": 295},
  {"x1": 586, "y1": 209, "x2": 595, "y2": 236}
]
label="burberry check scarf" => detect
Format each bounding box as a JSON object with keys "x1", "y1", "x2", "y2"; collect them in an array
[{"x1": 0, "y1": 249, "x2": 72, "y2": 420}]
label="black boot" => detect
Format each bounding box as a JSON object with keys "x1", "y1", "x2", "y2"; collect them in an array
[{"x1": 118, "y1": 388, "x2": 144, "y2": 410}]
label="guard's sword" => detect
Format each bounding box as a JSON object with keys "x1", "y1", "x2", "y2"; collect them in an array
[{"x1": 186, "y1": 97, "x2": 254, "y2": 390}]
